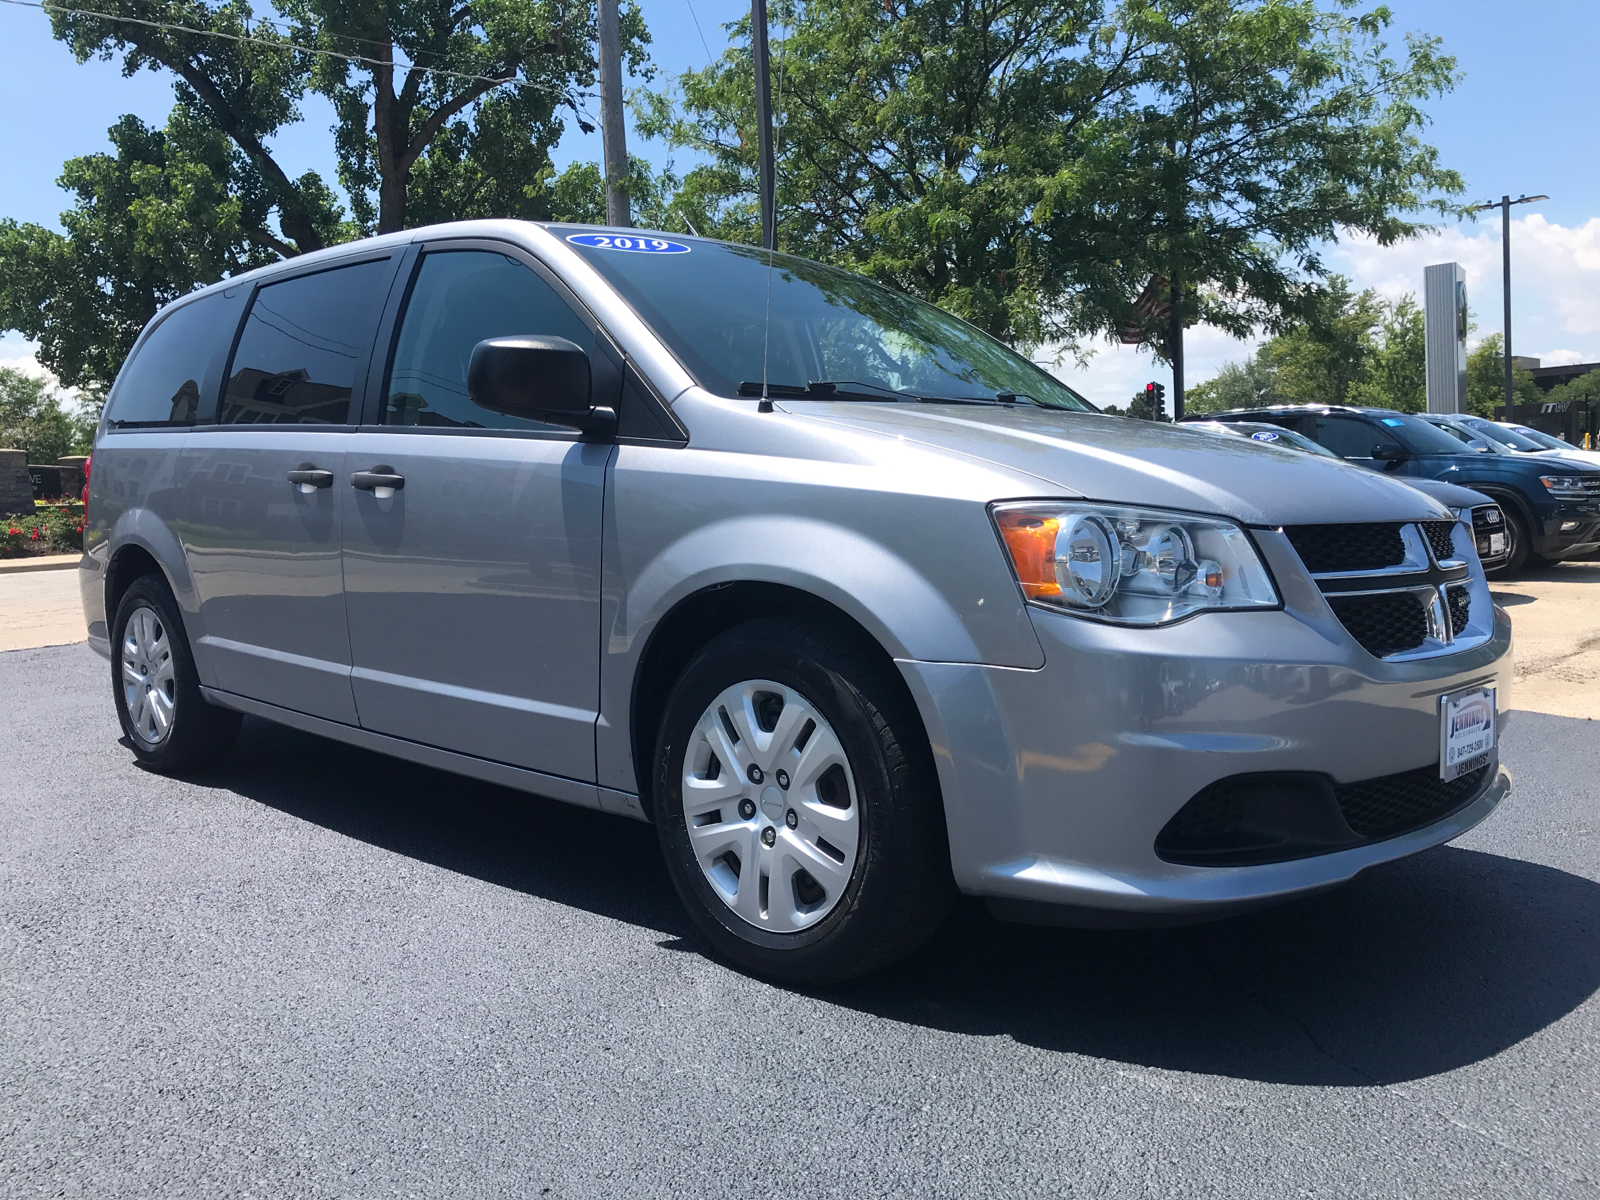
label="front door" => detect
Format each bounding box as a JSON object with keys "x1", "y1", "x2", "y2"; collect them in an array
[
  {"x1": 341, "y1": 246, "x2": 609, "y2": 781},
  {"x1": 182, "y1": 255, "x2": 396, "y2": 723}
]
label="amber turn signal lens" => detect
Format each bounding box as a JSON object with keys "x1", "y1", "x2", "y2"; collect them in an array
[{"x1": 995, "y1": 511, "x2": 1062, "y2": 598}]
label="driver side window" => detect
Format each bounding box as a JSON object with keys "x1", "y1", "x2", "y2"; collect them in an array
[
  {"x1": 385, "y1": 250, "x2": 593, "y2": 431},
  {"x1": 1315, "y1": 416, "x2": 1397, "y2": 460}
]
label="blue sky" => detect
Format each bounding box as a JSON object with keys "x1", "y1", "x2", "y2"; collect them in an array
[{"x1": 2, "y1": 0, "x2": 1597, "y2": 403}]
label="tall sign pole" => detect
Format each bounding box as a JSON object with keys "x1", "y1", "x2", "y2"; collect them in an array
[
  {"x1": 1469, "y1": 193, "x2": 1548, "y2": 424},
  {"x1": 751, "y1": 0, "x2": 776, "y2": 250},
  {"x1": 598, "y1": 0, "x2": 630, "y2": 227}
]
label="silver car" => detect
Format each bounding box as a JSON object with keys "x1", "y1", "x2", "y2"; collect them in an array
[{"x1": 80, "y1": 222, "x2": 1513, "y2": 983}]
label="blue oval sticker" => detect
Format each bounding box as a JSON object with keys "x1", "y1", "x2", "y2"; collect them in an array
[
  {"x1": 1249, "y1": 430, "x2": 1280, "y2": 442},
  {"x1": 566, "y1": 233, "x2": 690, "y2": 254}
]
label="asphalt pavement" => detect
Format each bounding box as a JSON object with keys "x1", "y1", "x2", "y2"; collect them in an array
[{"x1": 3, "y1": 642, "x2": 1598, "y2": 1199}]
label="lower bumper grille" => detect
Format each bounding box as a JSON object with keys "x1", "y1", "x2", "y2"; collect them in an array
[{"x1": 1155, "y1": 762, "x2": 1495, "y2": 867}]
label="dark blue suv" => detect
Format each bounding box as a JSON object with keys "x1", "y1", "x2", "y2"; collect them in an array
[{"x1": 1188, "y1": 404, "x2": 1600, "y2": 575}]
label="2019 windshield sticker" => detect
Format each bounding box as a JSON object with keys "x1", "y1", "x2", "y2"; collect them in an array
[
  {"x1": 1250, "y1": 430, "x2": 1280, "y2": 441},
  {"x1": 566, "y1": 233, "x2": 690, "y2": 254}
]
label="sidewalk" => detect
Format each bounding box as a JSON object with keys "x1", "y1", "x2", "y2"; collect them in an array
[
  {"x1": 0, "y1": 553, "x2": 79, "y2": 575},
  {"x1": 0, "y1": 563, "x2": 86, "y2": 652}
]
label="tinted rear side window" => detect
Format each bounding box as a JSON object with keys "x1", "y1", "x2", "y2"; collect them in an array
[
  {"x1": 1315, "y1": 416, "x2": 1394, "y2": 459},
  {"x1": 221, "y1": 259, "x2": 391, "y2": 425},
  {"x1": 108, "y1": 293, "x2": 238, "y2": 425}
]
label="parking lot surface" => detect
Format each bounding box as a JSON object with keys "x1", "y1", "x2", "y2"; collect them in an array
[{"x1": 3, "y1": 643, "x2": 1598, "y2": 1198}]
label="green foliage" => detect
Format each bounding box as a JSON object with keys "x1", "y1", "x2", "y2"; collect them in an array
[
  {"x1": 1, "y1": 502, "x2": 86, "y2": 557},
  {"x1": 1542, "y1": 368, "x2": 1600, "y2": 407},
  {"x1": 545, "y1": 158, "x2": 699, "y2": 233},
  {"x1": 641, "y1": 0, "x2": 1463, "y2": 351},
  {"x1": 1464, "y1": 334, "x2": 1542, "y2": 418},
  {"x1": 49, "y1": 0, "x2": 343, "y2": 253},
  {"x1": 1, "y1": 369, "x2": 81, "y2": 462},
  {"x1": 0, "y1": 109, "x2": 280, "y2": 391},
  {"x1": 283, "y1": 0, "x2": 647, "y2": 233},
  {"x1": 1187, "y1": 281, "x2": 1428, "y2": 413}
]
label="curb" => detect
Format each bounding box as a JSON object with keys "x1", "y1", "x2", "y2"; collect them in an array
[{"x1": 0, "y1": 555, "x2": 81, "y2": 576}]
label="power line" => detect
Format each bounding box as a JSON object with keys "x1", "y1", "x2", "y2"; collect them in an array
[
  {"x1": 682, "y1": 0, "x2": 713, "y2": 66},
  {"x1": 0, "y1": 0, "x2": 591, "y2": 107}
]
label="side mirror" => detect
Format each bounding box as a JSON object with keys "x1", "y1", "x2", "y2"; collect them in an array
[
  {"x1": 468, "y1": 336, "x2": 613, "y2": 435},
  {"x1": 1465, "y1": 439, "x2": 1492, "y2": 453},
  {"x1": 1371, "y1": 444, "x2": 1409, "y2": 462}
]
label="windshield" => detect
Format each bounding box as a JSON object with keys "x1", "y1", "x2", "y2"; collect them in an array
[
  {"x1": 555, "y1": 228, "x2": 1095, "y2": 410},
  {"x1": 1192, "y1": 420, "x2": 1341, "y2": 459},
  {"x1": 1462, "y1": 419, "x2": 1548, "y2": 452},
  {"x1": 1389, "y1": 413, "x2": 1484, "y2": 456},
  {"x1": 1427, "y1": 419, "x2": 1498, "y2": 451},
  {"x1": 1509, "y1": 424, "x2": 1573, "y2": 450}
]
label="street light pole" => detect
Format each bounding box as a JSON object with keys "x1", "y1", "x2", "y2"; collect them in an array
[
  {"x1": 597, "y1": 0, "x2": 630, "y2": 227},
  {"x1": 1470, "y1": 193, "x2": 1548, "y2": 424}
]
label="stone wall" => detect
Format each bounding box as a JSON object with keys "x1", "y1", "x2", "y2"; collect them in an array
[
  {"x1": 0, "y1": 449, "x2": 35, "y2": 515},
  {"x1": 57, "y1": 456, "x2": 88, "y2": 503}
]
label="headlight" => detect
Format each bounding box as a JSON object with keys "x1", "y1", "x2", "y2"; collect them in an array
[
  {"x1": 1541, "y1": 475, "x2": 1591, "y2": 500},
  {"x1": 992, "y1": 502, "x2": 1279, "y2": 625}
]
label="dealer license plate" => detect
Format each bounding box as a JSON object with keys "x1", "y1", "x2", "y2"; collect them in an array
[
  {"x1": 1488, "y1": 532, "x2": 1507, "y2": 555},
  {"x1": 1440, "y1": 686, "x2": 1496, "y2": 781}
]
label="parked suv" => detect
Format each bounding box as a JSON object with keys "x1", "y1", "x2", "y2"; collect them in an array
[
  {"x1": 83, "y1": 223, "x2": 1511, "y2": 983},
  {"x1": 1188, "y1": 404, "x2": 1600, "y2": 574},
  {"x1": 1186, "y1": 419, "x2": 1511, "y2": 571}
]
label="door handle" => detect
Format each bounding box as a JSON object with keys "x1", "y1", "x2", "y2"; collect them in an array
[
  {"x1": 287, "y1": 465, "x2": 335, "y2": 493},
  {"x1": 351, "y1": 467, "x2": 405, "y2": 499}
]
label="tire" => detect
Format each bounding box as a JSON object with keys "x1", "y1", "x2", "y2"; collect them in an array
[
  {"x1": 1484, "y1": 504, "x2": 1530, "y2": 579},
  {"x1": 111, "y1": 574, "x2": 242, "y2": 773},
  {"x1": 653, "y1": 617, "x2": 953, "y2": 985}
]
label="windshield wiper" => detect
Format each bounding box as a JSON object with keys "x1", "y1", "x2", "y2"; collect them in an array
[{"x1": 737, "y1": 379, "x2": 916, "y2": 402}]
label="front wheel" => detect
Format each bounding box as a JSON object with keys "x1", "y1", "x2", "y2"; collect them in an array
[
  {"x1": 653, "y1": 618, "x2": 953, "y2": 984},
  {"x1": 111, "y1": 575, "x2": 241, "y2": 773},
  {"x1": 1484, "y1": 505, "x2": 1530, "y2": 579}
]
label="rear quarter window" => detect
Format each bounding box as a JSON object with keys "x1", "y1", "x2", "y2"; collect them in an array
[{"x1": 107, "y1": 292, "x2": 241, "y2": 426}]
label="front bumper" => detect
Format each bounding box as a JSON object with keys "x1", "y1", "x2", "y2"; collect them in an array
[
  {"x1": 1532, "y1": 499, "x2": 1600, "y2": 559},
  {"x1": 900, "y1": 534, "x2": 1514, "y2": 917}
]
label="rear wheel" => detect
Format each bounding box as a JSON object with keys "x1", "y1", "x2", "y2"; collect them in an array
[
  {"x1": 653, "y1": 617, "x2": 953, "y2": 984},
  {"x1": 111, "y1": 575, "x2": 241, "y2": 773}
]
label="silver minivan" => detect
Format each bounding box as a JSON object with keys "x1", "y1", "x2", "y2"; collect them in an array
[{"x1": 82, "y1": 221, "x2": 1513, "y2": 983}]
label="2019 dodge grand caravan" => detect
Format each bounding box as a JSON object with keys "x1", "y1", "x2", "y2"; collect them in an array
[{"x1": 82, "y1": 222, "x2": 1513, "y2": 982}]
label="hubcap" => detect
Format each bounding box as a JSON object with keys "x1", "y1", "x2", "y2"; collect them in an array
[
  {"x1": 681, "y1": 679, "x2": 861, "y2": 933},
  {"x1": 120, "y1": 605, "x2": 176, "y2": 746}
]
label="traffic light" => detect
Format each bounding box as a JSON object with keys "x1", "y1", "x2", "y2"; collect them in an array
[{"x1": 1145, "y1": 381, "x2": 1167, "y2": 421}]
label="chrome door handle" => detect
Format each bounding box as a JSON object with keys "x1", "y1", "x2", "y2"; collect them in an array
[
  {"x1": 287, "y1": 465, "x2": 334, "y2": 493},
  {"x1": 350, "y1": 467, "x2": 405, "y2": 498}
]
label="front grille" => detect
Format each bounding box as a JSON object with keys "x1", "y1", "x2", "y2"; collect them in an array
[
  {"x1": 1327, "y1": 591, "x2": 1428, "y2": 658},
  {"x1": 1156, "y1": 762, "x2": 1495, "y2": 866},
  {"x1": 1336, "y1": 763, "x2": 1492, "y2": 839},
  {"x1": 1421, "y1": 521, "x2": 1458, "y2": 562},
  {"x1": 1447, "y1": 584, "x2": 1471, "y2": 637},
  {"x1": 1284, "y1": 522, "x2": 1405, "y2": 573},
  {"x1": 1471, "y1": 505, "x2": 1503, "y2": 531}
]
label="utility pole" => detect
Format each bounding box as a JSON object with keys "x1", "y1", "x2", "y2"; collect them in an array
[
  {"x1": 1168, "y1": 277, "x2": 1184, "y2": 421},
  {"x1": 1469, "y1": 193, "x2": 1548, "y2": 423},
  {"x1": 751, "y1": 0, "x2": 776, "y2": 250},
  {"x1": 598, "y1": 0, "x2": 630, "y2": 227}
]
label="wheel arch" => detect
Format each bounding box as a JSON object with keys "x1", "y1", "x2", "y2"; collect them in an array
[
  {"x1": 628, "y1": 581, "x2": 935, "y2": 822},
  {"x1": 104, "y1": 509, "x2": 197, "y2": 633}
]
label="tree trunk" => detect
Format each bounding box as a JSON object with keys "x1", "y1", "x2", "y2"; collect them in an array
[{"x1": 372, "y1": 47, "x2": 407, "y2": 234}]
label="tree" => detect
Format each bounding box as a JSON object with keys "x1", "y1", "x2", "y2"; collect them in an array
[
  {"x1": 0, "y1": 368, "x2": 95, "y2": 462},
  {"x1": 51, "y1": 0, "x2": 644, "y2": 243},
  {"x1": 0, "y1": 108, "x2": 279, "y2": 391},
  {"x1": 1355, "y1": 295, "x2": 1426, "y2": 412},
  {"x1": 1186, "y1": 354, "x2": 1281, "y2": 413},
  {"x1": 51, "y1": 0, "x2": 342, "y2": 253},
  {"x1": 1464, "y1": 334, "x2": 1542, "y2": 418},
  {"x1": 1541, "y1": 368, "x2": 1600, "y2": 409},
  {"x1": 1262, "y1": 276, "x2": 1383, "y2": 406},
  {"x1": 283, "y1": 0, "x2": 649, "y2": 233},
  {"x1": 641, "y1": 0, "x2": 1463, "y2": 354}
]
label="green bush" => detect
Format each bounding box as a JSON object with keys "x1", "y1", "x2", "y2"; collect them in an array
[{"x1": 2, "y1": 502, "x2": 85, "y2": 557}]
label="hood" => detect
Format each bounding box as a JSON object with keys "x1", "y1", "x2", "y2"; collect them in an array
[
  {"x1": 1399, "y1": 476, "x2": 1492, "y2": 509},
  {"x1": 787, "y1": 403, "x2": 1453, "y2": 525}
]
